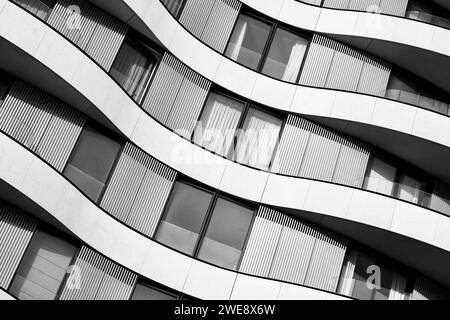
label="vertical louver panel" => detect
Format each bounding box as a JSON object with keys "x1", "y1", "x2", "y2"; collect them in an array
[
  {"x1": 142, "y1": 53, "x2": 210, "y2": 137},
  {"x1": 142, "y1": 54, "x2": 186, "y2": 123},
  {"x1": 166, "y1": 72, "x2": 211, "y2": 138},
  {"x1": 59, "y1": 246, "x2": 137, "y2": 300},
  {"x1": 47, "y1": 0, "x2": 127, "y2": 70},
  {"x1": 85, "y1": 16, "x2": 128, "y2": 71},
  {"x1": 201, "y1": 0, "x2": 241, "y2": 53},
  {"x1": 378, "y1": 0, "x2": 409, "y2": 16},
  {"x1": 357, "y1": 57, "x2": 391, "y2": 96},
  {"x1": 299, "y1": 36, "x2": 336, "y2": 87},
  {"x1": 239, "y1": 207, "x2": 284, "y2": 277},
  {"x1": 298, "y1": 124, "x2": 342, "y2": 182},
  {"x1": 0, "y1": 202, "x2": 37, "y2": 289},
  {"x1": 35, "y1": 101, "x2": 86, "y2": 172},
  {"x1": 300, "y1": 34, "x2": 391, "y2": 96},
  {"x1": 269, "y1": 216, "x2": 317, "y2": 285},
  {"x1": 347, "y1": 0, "x2": 380, "y2": 11},
  {"x1": 271, "y1": 116, "x2": 312, "y2": 176},
  {"x1": 241, "y1": 206, "x2": 348, "y2": 290},
  {"x1": 0, "y1": 81, "x2": 53, "y2": 150},
  {"x1": 179, "y1": 0, "x2": 241, "y2": 53},
  {"x1": 412, "y1": 274, "x2": 450, "y2": 300},
  {"x1": 101, "y1": 143, "x2": 176, "y2": 237},
  {"x1": 0, "y1": 80, "x2": 86, "y2": 172},
  {"x1": 325, "y1": 47, "x2": 364, "y2": 92},
  {"x1": 322, "y1": 0, "x2": 350, "y2": 9},
  {"x1": 179, "y1": 0, "x2": 216, "y2": 39},
  {"x1": 272, "y1": 115, "x2": 371, "y2": 187},
  {"x1": 332, "y1": 138, "x2": 371, "y2": 187},
  {"x1": 303, "y1": 230, "x2": 347, "y2": 291},
  {"x1": 323, "y1": 0, "x2": 408, "y2": 15}
]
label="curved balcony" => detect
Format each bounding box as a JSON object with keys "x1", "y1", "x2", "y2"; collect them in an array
[
  {"x1": 0, "y1": 130, "x2": 348, "y2": 300},
  {"x1": 296, "y1": 0, "x2": 450, "y2": 31},
  {"x1": 1, "y1": 0, "x2": 450, "y2": 293},
  {"x1": 1, "y1": 0, "x2": 450, "y2": 234}
]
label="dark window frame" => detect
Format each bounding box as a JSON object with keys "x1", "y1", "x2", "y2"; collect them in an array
[
  {"x1": 224, "y1": 7, "x2": 313, "y2": 84},
  {"x1": 192, "y1": 86, "x2": 287, "y2": 171},
  {"x1": 153, "y1": 176, "x2": 257, "y2": 271},
  {"x1": 109, "y1": 30, "x2": 163, "y2": 105},
  {"x1": 62, "y1": 120, "x2": 125, "y2": 204},
  {"x1": 339, "y1": 243, "x2": 416, "y2": 300},
  {"x1": 7, "y1": 219, "x2": 81, "y2": 300}
]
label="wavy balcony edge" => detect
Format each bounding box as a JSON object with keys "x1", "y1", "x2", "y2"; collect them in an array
[
  {"x1": 1, "y1": 0, "x2": 450, "y2": 254},
  {"x1": 4, "y1": 0, "x2": 450, "y2": 212},
  {"x1": 0, "y1": 129, "x2": 350, "y2": 300}
]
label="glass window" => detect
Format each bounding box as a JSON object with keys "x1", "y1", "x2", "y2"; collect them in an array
[
  {"x1": 225, "y1": 14, "x2": 271, "y2": 70},
  {"x1": 363, "y1": 157, "x2": 397, "y2": 196},
  {"x1": 161, "y1": 0, "x2": 185, "y2": 17},
  {"x1": 110, "y1": 37, "x2": 158, "y2": 102},
  {"x1": 337, "y1": 250, "x2": 408, "y2": 300},
  {"x1": 233, "y1": 107, "x2": 282, "y2": 170},
  {"x1": 197, "y1": 198, "x2": 253, "y2": 270},
  {"x1": 155, "y1": 182, "x2": 213, "y2": 255},
  {"x1": 131, "y1": 282, "x2": 178, "y2": 300},
  {"x1": 12, "y1": 0, "x2": 56, "y2": 21},
  {"x1": 193, "y1": 92, "x2": 244, "y2": 156},
  {"x1": 155, "y1": 181, "x2": 255, "y2": 271},
  {"x1": 396, "y1": 173, "x2": 425, "y2": 204},
  {"x1": 9, "y1": 229, "x2": 78, "y2": 300},
  {"x1": 262, "y1": 28, "x2": 308, "y2": 83},
  {"x1": 63, "y1": 124, "x2": 122, "y2": 202}
]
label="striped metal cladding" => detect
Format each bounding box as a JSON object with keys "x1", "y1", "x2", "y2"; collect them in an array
[
  {"x1": 100, "y1": 143, "x2": 177, "y2": 238},
  {"x1": 179, "y1": 0, "x2": 241, "y2": 52},
  {"x1": 412, "y1": 274, "x2": 450, "y2": 300},
  {"x1": 272, "y1": 115, "x2": 371, "y2": 188},
  {"x1": 240, "y1": 206, "x2": 348, "y2": 291},
  {"x1": 179, "y1": 0, "x2": 215, "y2": 40},
  {"x1": 0, "y1": 80, "x2": 86, "y2": 171},
  {"x1": 142, "y1": 53, "x2": 211, "y2": 138},
  {"x1": 239, "y1": 207, "x2": 285, "y2": 277},
  {"x1": 59, "y1": 246, "x2": 137, "y2": 300},
  {"x1": 322, "y1": 0, "x2": 409, "y2": 16},
  {"x1": 0, "y1": 202, "x2": 38, "y2": 289},
  {"x1": 299, "y1": 34, "x2": 391, "y2": 96},
  {"x1": 47, "y1": 0, "x2": 128, "y2": 70}
]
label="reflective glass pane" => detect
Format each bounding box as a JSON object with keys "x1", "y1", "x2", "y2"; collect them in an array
[
  {"x1": 131, "y1": 283, "x2": 177, "y2": 300},
  {"x1": 363, "y1": 158, "x2": 397, "y2": 196},
  {"x1": 225, "y1": 14, "x2": 271, "y2": 70},
  {"x1": 110, "y1": 38, "x2": 157, "y2": 102},
  {"x1": 262, "y1": 28, "x2": 308, "y2": 82},
  {"x1": 233, "y1": 107, "x2": 282, "y2": 170},
  {"x1": 9, "y1": 230, "x2": 78, "y2": 300},
  {"x1": 155, "y1": 182, "x2": 213, "y2": 255},
  {"x1": 193, "y1": 92, "x2": 244, "y2": 156},
  {"x1": 63, "y1": 125, "x2": 121, "y2": 202},
  {"x1": 197, "y1": 198, "x2": 253, "y2": 270}
]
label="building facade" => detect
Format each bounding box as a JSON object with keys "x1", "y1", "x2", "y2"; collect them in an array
[{"x1": 0, "y1": 0, "x2": 449, "y2": 300}]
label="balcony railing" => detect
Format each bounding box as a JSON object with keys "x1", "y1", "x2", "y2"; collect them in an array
[
  {"x1": 406, "y1": 10, "x2": 450, "y2": 30},
  {"x1": 358, "y1": 176, "x2": 450, "y2": 217},
  {"x1": 382, "y1": 89, "x2": 450, "y2": 116}
]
